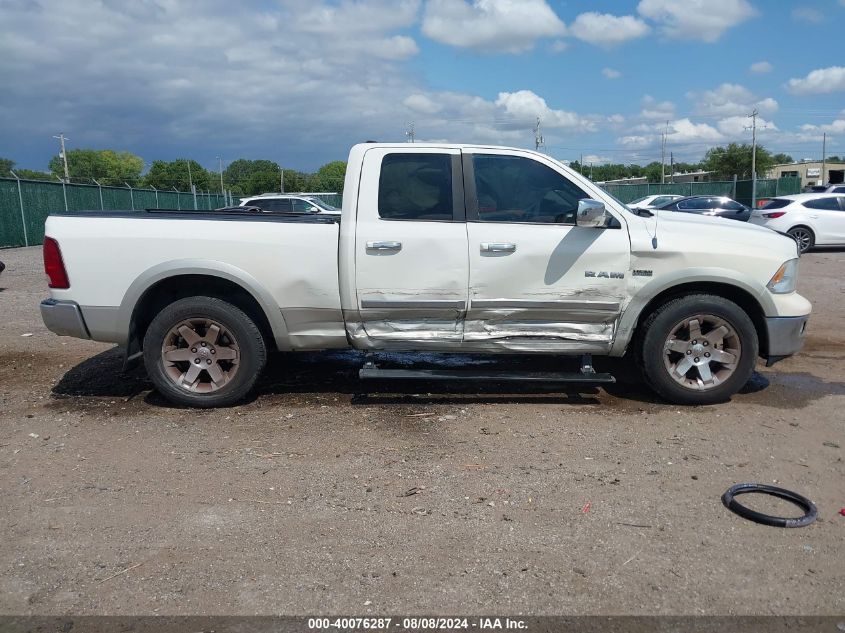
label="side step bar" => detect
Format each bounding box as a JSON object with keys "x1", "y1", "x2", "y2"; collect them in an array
[{"x1": 358, "y1": 355, "x2": 615, "y2": 384}]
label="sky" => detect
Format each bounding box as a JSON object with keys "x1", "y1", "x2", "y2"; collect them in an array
[{"x1": 1, "y1": 0, "x2": 844, "y2": 174}]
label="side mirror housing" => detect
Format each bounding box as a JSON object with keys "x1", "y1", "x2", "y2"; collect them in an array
[{"x1": 576, "y1": 199, "x2": 609, "y2": 228}]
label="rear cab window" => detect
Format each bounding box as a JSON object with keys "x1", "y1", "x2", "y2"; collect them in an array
[{"x1": 378, "y1": 153, "x2": 456, "y2": 221}]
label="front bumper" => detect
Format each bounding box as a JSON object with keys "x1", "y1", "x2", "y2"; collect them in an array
[
  {"x1": 764, "y1": 315, "x2": 809, "y2": 366},
  {"x1": 40, "y1": 298, "x2": 91, "y2": 339}
]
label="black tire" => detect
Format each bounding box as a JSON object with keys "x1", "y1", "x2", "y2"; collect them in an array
[
  {"x1": 143, "y1": 296, "x2": 267, "y2": 408},
  {"x1": 787, "y1": 226, "x2": 814, "y2": 254},
  {"x1": 639, "y1": 294, "x2": 758, "y2": 405}
]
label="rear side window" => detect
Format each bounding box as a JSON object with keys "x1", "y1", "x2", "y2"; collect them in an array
[
  {"x1": 378, "y1": 153, "x2": 453, "y2": 221},
  {"x1": 472, "y1": 154, "x2": 587, "y2": 224},
  {"x1": 803, "y1": 197, "x2": 842, "y2": 211},
  {"x1": 832, "y1": 186, "x2": 845, "y2": 194},
  {"x1": 249, "y1": 198, "x2": 292, "y2": 212},
  {"x1": 760, "y1": 198, "x2": 790, "y2": 210},
  {"x1": 678, "y1": 198, "x2": 711, "y2": 210}
]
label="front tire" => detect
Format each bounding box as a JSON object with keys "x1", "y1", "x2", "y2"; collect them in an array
[
  {"x1": 639, "y1": 294, "x2": 758, "y2": 405},
  {"x1": 143, "y1": 296, "x2": 267, "y2": 408}
]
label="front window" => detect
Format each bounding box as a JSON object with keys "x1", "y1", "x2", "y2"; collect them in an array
[{"x1": 472, "y1": 154, "x2": 587, "y2": 224}]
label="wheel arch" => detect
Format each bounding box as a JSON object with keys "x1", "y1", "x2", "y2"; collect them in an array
[
  {"x1": 120, "y1": 260, "x2": 290, "y2": 363},
  {"x1": 614, "y1": 277, "x2": 771, "y2": 359}
]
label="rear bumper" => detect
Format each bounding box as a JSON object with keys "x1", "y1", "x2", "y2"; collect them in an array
[
  {"x1": 40, "y1": 298, "x2": 91, "y2": 339},
  {"x1": 764, "y1": 315, "x2": 809, "y2": 366}
]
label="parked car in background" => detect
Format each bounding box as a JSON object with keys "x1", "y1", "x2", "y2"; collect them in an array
[
  {"x1": 655, "y1": 195, "x2": 751, "y2": 222},
  {"x1": 238, "y1": 193, "x2": 340, "y2": 214},
  {"x1": 749, "y1": 193, "x2": 845, "y2": 253},
  {"x1": 627, "y1": 194, "x2": 683, "y2": 212}
]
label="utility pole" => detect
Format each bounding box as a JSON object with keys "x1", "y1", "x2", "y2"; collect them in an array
[
  {"x1": 590, "y1": 162, "x2": 593, "y2": 180},
  {"x1": 53, "y1": 133, "x2": 70, "y2": 180},
  {"x1": 533, "y1": 117, "x2": 544, "y2": 152},
  {"x1": 670, "y1": 152, "x2": 674, "y2": 184},
  {"x1": 821, "y1": 132, "x2": 827, "y2": 186},
  {"x1": 660, "y1": 120, "x2": 668, "y2": 184},
  {"x1": 216, "y1": 156, "x2": 224, "y2": 194},
  {"x1": 406, "y1": 122, "x2": 415, "y2": 143},
  {"x1": 747, "y1": 109, "x2": 758, "y2": 209},
  {"x1": 186, "y1": 159, "x2": 193, "y2": 191},
  {"x1": 280, "y1": 168, "x2": 285, "y2": 193}
]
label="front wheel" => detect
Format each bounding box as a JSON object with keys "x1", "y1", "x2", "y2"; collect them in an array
[
  {"x1": 143, "y1": 296, "x2": 267, "y2": 408},
  {"x1": 639, "y1": 294, "x2": 758, "y2": 405}
]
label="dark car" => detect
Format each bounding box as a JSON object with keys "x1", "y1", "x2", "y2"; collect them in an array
[{"x1": 655, "y1": 195, "x2": 751, "y2": 222}]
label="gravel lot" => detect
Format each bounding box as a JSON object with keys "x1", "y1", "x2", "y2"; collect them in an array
[{"x1": 0, "y1": 245, "x2": 843, "y2": 615}]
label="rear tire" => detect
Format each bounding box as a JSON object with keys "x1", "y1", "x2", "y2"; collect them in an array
[
  {"x1": 639, "y1": 294, "x2": 758, "y2": 405},
  {"x1": 143, "y1": 296, "x2": 267, "y2": 408},
  {"x1": 787, "y1": 226, "x2": 814, "y2": 254}
]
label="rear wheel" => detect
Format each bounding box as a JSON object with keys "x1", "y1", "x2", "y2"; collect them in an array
[
  {"x1": 787, "y1": 226, "x2": 814, "y2": 253},
  {"x1": 143, "y1": 296, "x2": 267, "y2": 408},
  {"x1": 640, "y1": 294, "x2": 758, "y2": 405}
]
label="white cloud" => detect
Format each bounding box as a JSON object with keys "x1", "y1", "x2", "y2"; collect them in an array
[
  {"x1": 791, "y1": 6, "x2": 823, "y2": 22},
  {"x1": 602, "y1": 67, "x2": 622, "y2": 79},
  {"x1": 787, "y1": 66, "x2": 845, "y2": 94},
  {"x1": 421, "y1": 0, "x2": 566, "y2": 53},
  {"x1": 403, "y1": 94, "x2": 442, "y2": 114},
  {"x1": 494, "y1": 90, "x2": 594, "y2": 130},
  {"x1": 582, "y1": 154, "x2": 612, "y2": 164},
  {"x1": 716, "y1": 115, "x2": 777, "y2": 137},
  {"x1": 571, "y1": 12, "x2": 650, "y2": 47},
  {"x1": 750, "y1": 61, "x2": 772, "y2": 74},
  {"x1": 637, "y1": 0, "x2": 756, "y2": 42},
  {"x1": 687, "y1": 83, "x2": 778, "y2": 117},
  {"x1": 640, "y1": 95, "x2": 675, "y2": 120},
  {"x1": 800, "y1": 119, "x2": 845, "y2": 134}
]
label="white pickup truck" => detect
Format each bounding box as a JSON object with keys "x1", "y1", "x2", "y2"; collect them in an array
[{"x1": 41, "y1": 143, "x2": 810, "y2": 407}]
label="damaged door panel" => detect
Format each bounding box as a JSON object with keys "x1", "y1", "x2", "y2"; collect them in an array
[
  {"x1": 352, "y1": 147, "x2": 469, "y2": 345},
  {"x1": 463, "y1": 150, "x2": 630, "y2": 351}
]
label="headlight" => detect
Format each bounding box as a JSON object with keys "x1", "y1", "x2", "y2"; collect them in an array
[{"x1": 767, "y1": 259, "x2": 798, "y2": 294}]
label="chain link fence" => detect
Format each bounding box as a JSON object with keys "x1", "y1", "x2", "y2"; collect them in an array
[
  {"x1": 602, "y1": 177, "x2": 802, "y2": 208},
  {"x1": 0, "y1": 178, "x2": 229, "y2": 248}
]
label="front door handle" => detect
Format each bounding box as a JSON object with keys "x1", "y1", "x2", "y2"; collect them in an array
[
  {"x1": 366, "y1": 241, "x2": 402, "y2": 251},
  {"x1": 480, "y1": 242, "x2": 516, "y2": 253}
]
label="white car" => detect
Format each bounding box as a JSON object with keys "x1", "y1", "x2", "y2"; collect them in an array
[
  {"x1": 749, "y1": 193, "x2": 845, "y2": 253},
  {"x1": 239, "y1": 193, "x2": 340, "y2": 215},
  {"x1": 627, "y1": 194, "x2": 683, "y2": 211}
]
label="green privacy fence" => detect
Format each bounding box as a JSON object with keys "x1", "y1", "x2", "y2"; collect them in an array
[
  {"x1": 0, "y1": 178, "x2": 228, "y2": 248},
  {"x1": 602, "y1": 177, "x2": 802, "y2": 208}
]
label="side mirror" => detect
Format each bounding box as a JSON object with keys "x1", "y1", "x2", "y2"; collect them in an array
[{"x1": 576, "y1": 199, "x2": 608, "y2": 228}]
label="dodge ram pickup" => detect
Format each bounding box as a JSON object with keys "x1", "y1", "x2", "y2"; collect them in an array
[{"x1": 40, "y1": 143, "x2": 811, "y2": 407}]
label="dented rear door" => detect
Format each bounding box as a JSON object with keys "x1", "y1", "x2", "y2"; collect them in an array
[
  {"x1": 463, "y1": 150, "x2": 630, "y2": 353},
  {"x1": 352, "y1": 147, "x2": 469, "y2": 346}
]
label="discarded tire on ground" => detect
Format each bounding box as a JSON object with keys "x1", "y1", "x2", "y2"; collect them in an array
[{"x1": 721, "y1": 483, "x2": 818, "y2": 528}]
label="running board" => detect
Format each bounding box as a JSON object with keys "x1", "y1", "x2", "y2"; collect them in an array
[{"x1": 359, "y1": 359, "x2": 614, "y2": 384}]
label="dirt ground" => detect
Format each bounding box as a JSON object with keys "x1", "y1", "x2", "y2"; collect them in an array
[{"x1": 0, "y1": 245, "x2": 843, "y2": 616}]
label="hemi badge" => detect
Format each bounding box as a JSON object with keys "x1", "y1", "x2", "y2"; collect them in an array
[{"x1": 632, "y1": 269, "x2": 653, "y2": 277}]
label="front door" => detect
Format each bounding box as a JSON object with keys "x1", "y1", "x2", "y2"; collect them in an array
[
  {"x1": 352, "y1": 147, "x2": 469, "y2": 346},
  {"x1": 463, "y1": 150, "x2": 630, "y2": 353}
]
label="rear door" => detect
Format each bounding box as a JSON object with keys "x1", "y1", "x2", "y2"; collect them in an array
[
  {"x1": 353, "y1": 147, "x2": 469, "y2": 345},
  {"x1": 462, "y1": 149, "x2": 630, "y2": 353}
]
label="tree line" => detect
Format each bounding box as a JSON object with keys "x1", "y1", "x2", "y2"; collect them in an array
[
  {"x1": 2, "y1": 144, "x2": 839, "y2": 193},
  {"x1": 0, "y1": 150, "x2": 347, "y2": 195}
]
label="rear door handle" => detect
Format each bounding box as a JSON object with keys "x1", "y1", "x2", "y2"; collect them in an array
[
  {"x1": 366, "y1": 241, "x2": 402, "y2": 251},
  {"x1": 480, "y1": 242, "x2": 516, "y2": 253}
]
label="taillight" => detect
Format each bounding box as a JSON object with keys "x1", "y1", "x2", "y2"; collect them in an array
[
  {"x1": 763, "y1": 211, "x2": 787, "y2": 219},
  {"x1": 43, "y1": 237, "x2": 70, "y2": 289}
]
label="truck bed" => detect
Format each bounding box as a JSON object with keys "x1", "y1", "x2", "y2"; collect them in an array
[{"x1": 44, "y1": 209, "x2": 346, "y2": 350}]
